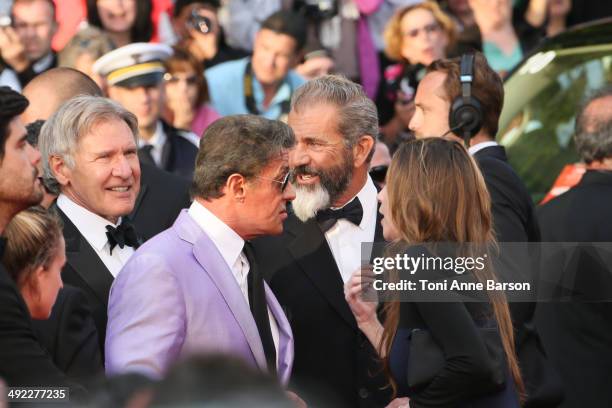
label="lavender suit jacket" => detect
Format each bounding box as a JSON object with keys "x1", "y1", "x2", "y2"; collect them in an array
[{"x1": 105, "y1": 211, "x2": 294, "y2": 383}]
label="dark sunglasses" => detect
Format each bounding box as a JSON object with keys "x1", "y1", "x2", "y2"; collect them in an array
[{"x1": 369, "y1": 165, "x2": 388, "y2": 184}]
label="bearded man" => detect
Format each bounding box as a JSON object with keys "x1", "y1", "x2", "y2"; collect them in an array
[{"x1": 252, "y1": 75, "x2": 390, "y2": 408}]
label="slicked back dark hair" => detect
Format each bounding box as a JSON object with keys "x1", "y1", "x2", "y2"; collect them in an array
[
  {"x1": 0, "y1": 87, "x2": 29, "y2": 161},
  {"x1": 191, "y1": 115, "x2": 295, "y2": 200},
  {"x1": 260, "y1": 10, "x2": 307, "y2": 52}
]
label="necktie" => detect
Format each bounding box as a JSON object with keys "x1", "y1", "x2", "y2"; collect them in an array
[
  {"x1": 316, "y1": 197, "x2": 364, "y2": 232},
  {"x1": 243, "y1": 242, "x2": 277, "y2": 374},
  {"x1": 106, "y1": 219, "x2": 142, "y2": 255}
]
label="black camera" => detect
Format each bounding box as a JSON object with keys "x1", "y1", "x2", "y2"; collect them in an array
[
  {"x1": 187, "y1": 8, "x2": 214, "y2": 35},
  {"x1": 295, "y1": 0, "x2": 338, "y2": 21}
]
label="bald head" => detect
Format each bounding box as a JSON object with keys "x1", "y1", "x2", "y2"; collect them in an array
[
  {"x1": 21, "y1": 67, "x2": 103, "y2": 123},
  {"x1": 574, "y1": 87, "x2": 612, "y2": 165}
]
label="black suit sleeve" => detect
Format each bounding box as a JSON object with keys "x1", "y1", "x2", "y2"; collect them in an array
[
  {"x1": 407, "y1": 301, "x2": 495, "y2": 408},
  {"x1": 0, "y1": 268, "x2": 84, "y2": 394},
  {"x1": 32, "y1": 286, "x2": 103, "y2": 382}
]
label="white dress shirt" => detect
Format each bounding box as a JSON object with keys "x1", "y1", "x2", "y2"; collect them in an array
[
  {"x1": 138, "y1": 121, "x2": 167, "y2": 167},
  {"x1": 324, "y1": 176, "x2": 378, "y2": 284},
  {"x1": 57, "y1": 194, "x2": 135, "y2": 278},
  {"x1": 468, "y1": 140, "x2": 499, "y2": 156},
  {"x1": 188, "y1": 200, "x2": 280, "y2": 368}
]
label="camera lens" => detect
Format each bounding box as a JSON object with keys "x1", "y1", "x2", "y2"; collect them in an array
[{"x1": 188, "y1": 9, "x2": 214, "y2": 35}]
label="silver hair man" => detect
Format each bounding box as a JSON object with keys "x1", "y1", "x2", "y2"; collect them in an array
[{"x1": 288, "y1": 75, "x2": 378, "y2": 221}]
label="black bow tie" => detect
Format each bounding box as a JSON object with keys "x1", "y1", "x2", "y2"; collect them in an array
[
  {"x1": 106, "y1": 219, "x2": 142, "y2": 255},
  {"x1": 316, "y1": 197, "x2": 363, "y2": 232}
]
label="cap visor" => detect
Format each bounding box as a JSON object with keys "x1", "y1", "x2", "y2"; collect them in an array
[{"x1": 114, "y1": 72, "x2": 164, "y2": 88}]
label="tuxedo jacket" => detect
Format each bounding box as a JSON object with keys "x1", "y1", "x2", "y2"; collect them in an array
[
  {"x1": 474, "y1": 145, "x2": 562, "y2": 407},
  {"x1": 137, "y1": 121, "x2": 199, "y2": 181},
  {"x1": 252, "y1": 211, "x2": 391, "y2": 408},
  {"x1": 0, "y1": 260, "x2": 84, "y2": 393},
  {"x1": 32, "y1": 285, "x2": 103, "y2": 383},
  {"x1": 106, "y1": 211, "x2": 294, "y2": 382},
  {"x1": 55, "y1": 207, "x2": 115, "y2": 355},
  {"x1": 536, "y1": 170, "x2": 612, "y2": 408},
  {"x1": 131, "y1": 162, "x2": 191, "y2": 241}
]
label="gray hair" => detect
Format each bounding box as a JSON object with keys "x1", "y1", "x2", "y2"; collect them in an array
[
  {"x1": 191, "y1": 115, "x2": 295, "y2": 200},
  {"x1": 290, "y1": 74, "x2": 379, "y2": 161},
  {"x1": 39, "y1": 95, "x2": 139, "y2": 189},
  {"x1": 574, "y1": 86, "x2": 612, "y2": 164}
]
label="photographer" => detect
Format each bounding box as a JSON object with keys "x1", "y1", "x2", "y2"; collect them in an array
[
  {"x1": 0, "y1": 0, "x2": 57, "y2": 87},
  {"x1": 171, "y1": 0, "x2": 246, "y2": 69},
  {"x1": 205, "y1": 10, "x2": 306, "y2": 120}
]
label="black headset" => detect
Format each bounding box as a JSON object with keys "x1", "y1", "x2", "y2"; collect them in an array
[{"x1": 449, "y1": 53, "x2": 483, "y2": 147}]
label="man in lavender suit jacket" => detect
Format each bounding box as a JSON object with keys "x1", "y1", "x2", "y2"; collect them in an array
[{"x1": 105, "y1": 115, "x2": 296, "y2": 383}]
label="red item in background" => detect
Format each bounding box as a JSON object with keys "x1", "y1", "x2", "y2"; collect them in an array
[
  {"x1": 540, "y1": 163, "x2": 587, "y2": 205},
  {"x1": 51, "y1": 0, "x2": 86, "y2": 51},
  {"x1": 151, "y1": 0, "x2": 173, "y2": 43}
]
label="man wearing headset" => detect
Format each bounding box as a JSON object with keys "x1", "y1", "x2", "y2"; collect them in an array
[{"x1": 409, "y1": 52, "x2": 563, "y2": 407}]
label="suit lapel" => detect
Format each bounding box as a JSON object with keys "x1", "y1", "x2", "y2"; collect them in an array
[
  {"x1": 264, "y1": 283, "x2": 293, "y2": 385},
  {"x1": 130, "y1": 180, "x2": 148, "y2": 221},
  {"x1": 183, "y1": 216, "x2": 267, "y2": 371},
  {"x1": 286, "y1": 217, "x2": 357, "y2": 329},
  {"x1": 56, "y1": 207, "x2": 114, "y2": 307}
]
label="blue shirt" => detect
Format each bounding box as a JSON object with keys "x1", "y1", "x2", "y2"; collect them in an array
[{"x1": 205, "y1": 57, "x2": 306, "y2": 120}]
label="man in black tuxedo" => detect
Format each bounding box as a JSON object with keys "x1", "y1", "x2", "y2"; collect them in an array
[
  {"x1": 21, "y1": 67, "x2": 192, "y2": 241},
  {"x1": 38, "y1": 95, "x2": 144, "y2": 356},
  {"x1": 253, "y1": 75, "x2": 390, "y2": 407},
  {"x1": 409, "y1": 53, "x2": 562, "y2": 407},
  {"x1": 0, "y1": 86, "x2": 79, "y2": 390},
  {"x1": 536, "y1": 87, "x2": 612, "y2": 408}
]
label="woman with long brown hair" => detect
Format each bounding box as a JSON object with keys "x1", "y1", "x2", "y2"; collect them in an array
[{"x1": 346, "y1": 138, "x2": 523, "y2": 407}]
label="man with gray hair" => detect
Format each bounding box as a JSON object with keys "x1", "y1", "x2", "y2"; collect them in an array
[
  {"x1": 39, "y1": 95, "x2": 142, "y2": 356},
  {"x1": 536, "y1": 86, "x2": 612, "y2": 408},
  {"x1": 252, "y1": 75, "x2": 390, "y2": 407},
  {"x1": 106, "y1": 115, "x2": 296, "y2": 386}
]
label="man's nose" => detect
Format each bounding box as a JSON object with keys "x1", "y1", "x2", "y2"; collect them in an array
[
  {"x1": 289, "y1": 144, "x2": 309, "y2": 168},
  {"x1": 27, "y1": 144, "x2": 41, "y2": 167},
  {"x1": 283, "y1": 181, "x2": 296, "y2": 201},
  {"x1": 113, "y1": 155, "x2": 133, "y2": 178}
]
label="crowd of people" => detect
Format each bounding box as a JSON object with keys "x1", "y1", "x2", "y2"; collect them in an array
[{"x1": 0, "y1": 0, "x2": 611, "y2": 407}]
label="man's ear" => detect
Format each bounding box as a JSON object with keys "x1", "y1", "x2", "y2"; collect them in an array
[
  {"x1": 226, "y1": 173, "x2": 247, "y2": 203},
  {"x1": 353, "y1": 135, "x2": 375, "y2": 168},
  {"x1": 49, "y1": 155, "x2": 71, "y2": 186}
]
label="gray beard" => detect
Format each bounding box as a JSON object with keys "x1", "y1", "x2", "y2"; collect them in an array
[{"x1": 292, "y1": 183, "x2": 331, "y2": 222}]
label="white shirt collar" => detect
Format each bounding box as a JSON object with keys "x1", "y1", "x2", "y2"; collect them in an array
[
  {"x1": 468, "y1": 140, "x2": 499, "y2": 156},
  {"x1": 138, "y1": 121, "x2": 167, "y2": 166},
  {"x1": 188, "y1": 200, "x2": 245, "y2": 271},
  {"x1": 331, "y1": 175, "x2": 378, "y2": 230},
  {"x1": 57, "y1": 194, "x2": 121, "y2": 251},
  {"x1": 33, "y1": 52, "x2": 54, "y2": 74}
]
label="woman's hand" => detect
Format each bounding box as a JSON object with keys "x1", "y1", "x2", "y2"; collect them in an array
[{"x1": 344, "y1": 265, "x2": 378, "y2": 328}]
